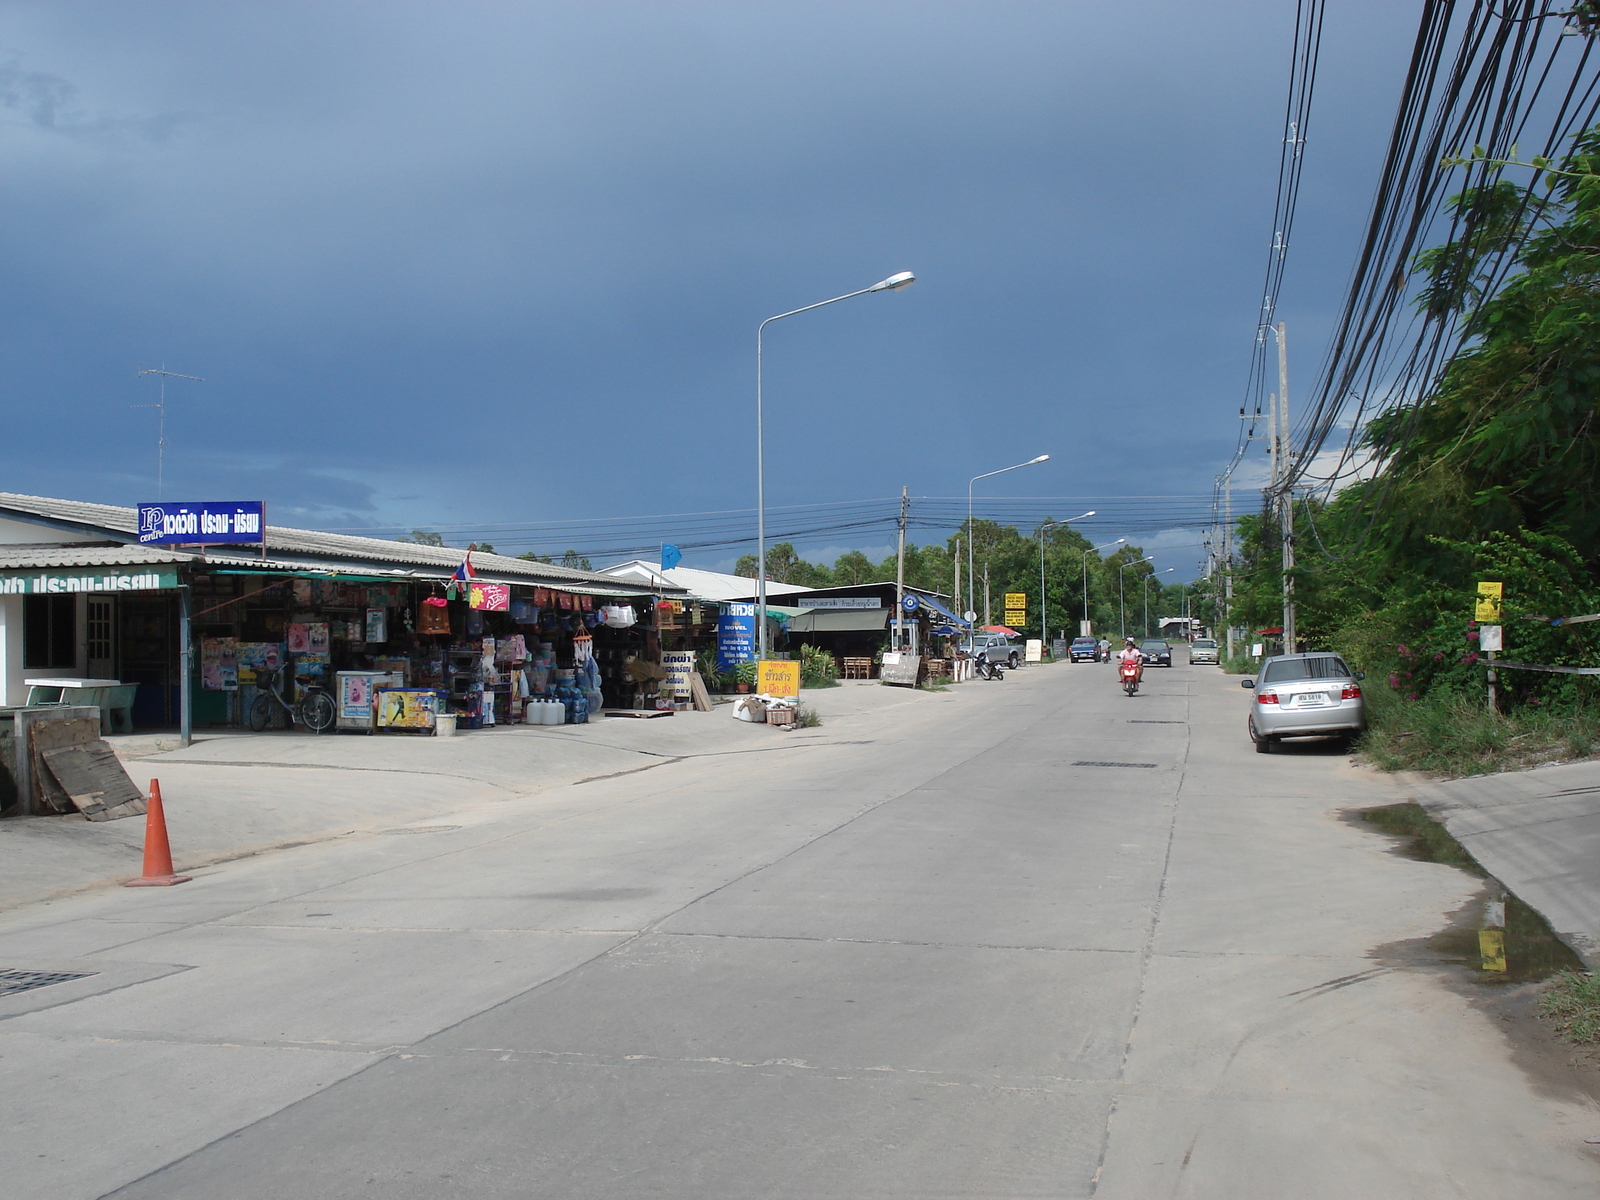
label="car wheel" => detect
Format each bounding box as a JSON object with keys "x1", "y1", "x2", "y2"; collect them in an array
[
  {"x1": 1250, "y1": 720, "x2": 1273, "y2": 753},
  {"x1": 1009, "y1": 653, "x2": 1019, "y2": 669}
]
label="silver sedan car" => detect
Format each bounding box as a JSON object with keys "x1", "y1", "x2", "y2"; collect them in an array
[
  {"x1": 1242, "y1": 652, "x2": 1366, "y2": 752},
  {"x1": 1188, "y1": 638, "x2": 1219, "y2": 665}
]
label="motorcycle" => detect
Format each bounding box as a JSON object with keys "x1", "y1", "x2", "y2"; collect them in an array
[
  {"x1": 1119, "y1": 658, "x2": 1141, "y2": 696},
  {"x1": 976, "y1": 655, "x2": 1005, "y2": 681}
]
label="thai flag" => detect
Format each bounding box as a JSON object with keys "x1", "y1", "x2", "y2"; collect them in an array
[{"x1": 453, "y1": 549, "x2": 476, "y2": 582}]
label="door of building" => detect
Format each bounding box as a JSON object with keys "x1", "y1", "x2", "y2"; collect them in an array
[{"x1": 87, "y1": 597, "x2": 117, "y2": 679}]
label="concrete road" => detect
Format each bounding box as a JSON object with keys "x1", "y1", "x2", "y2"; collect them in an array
[{"x1": 2, "y1": 660, "x2": 1597, "y2": 1198}]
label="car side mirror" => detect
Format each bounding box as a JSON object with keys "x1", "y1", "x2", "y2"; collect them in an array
[
  {"x1": 1355, "y1": 671, "x2": 1365, "y2": 681},
  {"x1": 1241, "y1": 679, "x2": 1255, "y2": 689}
]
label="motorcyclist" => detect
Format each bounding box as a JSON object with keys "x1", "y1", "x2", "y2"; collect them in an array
[
  {"x1": 1097, "y1": 638, "x2": 1112, "y2": 662},
  {"x1": 1116, "y1": 636, "x2": 1144, "y2": 685}
]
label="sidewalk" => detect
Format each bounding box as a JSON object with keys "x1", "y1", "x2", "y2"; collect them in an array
[
  {"x1": 1406, "y1": 758, "x2": 1600, "y2": 967},
  {"x1": 0, "y1": 678, "x2": 960, "y2": 911}
]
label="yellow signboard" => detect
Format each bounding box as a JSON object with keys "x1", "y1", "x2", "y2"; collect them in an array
[
  {"x1": 757, "y1": 660, "x2": 800, "y2": 698},
  {"x1": 1004, "y1": 611, "x2": 1027, "y2": 628},
  {"x1": 1475, "y1": 581, "x2": 1503, "y2": 622},
  {"x1": 1004, "y1": 592, "x2": 1027, "y2": 609}
]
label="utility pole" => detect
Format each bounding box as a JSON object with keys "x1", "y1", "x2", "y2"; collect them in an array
[
  {"x1": 954, "y1": 537, "x2": 961, "y2": 627},
  {"x1": 1276, "y1": 321, "x2": 1296, "y2": 654},
  {"x1": 894, "y1": 486, "x2": 908, "y2": 651},
  {"x1": 1224, "y1": 466, "x2": 1235, "y2": 659},
  {"x1": 983, "y1": 565, "x2": 991, "y2": 629}
]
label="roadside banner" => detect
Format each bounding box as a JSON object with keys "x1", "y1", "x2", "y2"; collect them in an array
[
  {"x1": 1025, "y1": 639, "x2": 1043, "y2": 663},
  {"x1": 717, "y1": 603, "x2": 756, "y2": 671},
  {"x1": 662, "y1": 650, "x2": 695, "y2": 698},
  {"x1": 757, "y1": 660, "x2": 800, "y2": 698}
]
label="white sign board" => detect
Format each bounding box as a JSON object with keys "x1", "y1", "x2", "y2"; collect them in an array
[
  {"x1": 1479, "y1": 624, "x2": 1503, "y2": 652},
  {"x1": 1025, "y1": 639, "x2": 1043, "y2": 663},
  {"x1": 662, "y1": 650, "x2": 695, "y2": 698},
  {"x1": 1250, "y1": 643, "x2": 1264, "y2": 658},
  {"x1": 798, "y1": 597, "x2": 883, "y2": 609}
]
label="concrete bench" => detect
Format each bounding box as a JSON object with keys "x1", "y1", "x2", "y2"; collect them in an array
[{"x1": 23, "y1": 680, "x2": 139, "y2": 736}]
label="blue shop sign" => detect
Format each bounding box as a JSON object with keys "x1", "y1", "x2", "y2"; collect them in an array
[
  {"x1": 138, "y1": 501, "x2": 265, "y2": 545},
  {"x1": 717, "y1": 602, "x2": 756, "y2": 672}
]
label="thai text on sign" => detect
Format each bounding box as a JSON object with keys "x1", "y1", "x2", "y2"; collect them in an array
[{"x1": 757, "y1": 660, "x2": 800, "y2": 698}]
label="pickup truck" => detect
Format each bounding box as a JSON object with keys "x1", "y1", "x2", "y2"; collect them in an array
[
  {"x1": 1069, "y1": 636, "x2": 1099, "y2": 662},
  {"x1": 962, "y1": 632, "x2": 1020, "y2": 669}
]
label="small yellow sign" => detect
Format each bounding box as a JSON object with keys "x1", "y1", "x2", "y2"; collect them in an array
[
  {"x1": 1475, "y1": 581, "x2": 1503, "y2": 622},
  {"x1": 1478, "y1": 928, "x2": 1507, "y2": 972},
  {"x1": 1004, "y1": 611, "x2": 1027, "y2": 628},
  {"x1": 1004, "y1": 592, "x2": 1027, "y2": 610},
  {"x1": 757, "y1": 660, "x2": 800, "y2": 698}
]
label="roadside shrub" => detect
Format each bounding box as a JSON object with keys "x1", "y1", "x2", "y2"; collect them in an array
[
  {"x1": 1540, "y1": 971, "x2": 1600, "y2": 1044},
  {"x1": 799, "y1": 643, "x2": 839, "y2": 688}
]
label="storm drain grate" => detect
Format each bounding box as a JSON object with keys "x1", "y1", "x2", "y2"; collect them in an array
[
  {"x1": 1128, "y1": 720, "x2": 1183, "y2": 724},
  {"x1": 1073, "y1": 761, "x2": 1158, "y2": 769},
  {"x1": 0, "y1": 969, "x2": 95, "y2": 997}
]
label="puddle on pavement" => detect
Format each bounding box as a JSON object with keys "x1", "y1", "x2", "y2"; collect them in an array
[{"x1": 1361, "y1": 802, "x2": 1584, "y2": 985}]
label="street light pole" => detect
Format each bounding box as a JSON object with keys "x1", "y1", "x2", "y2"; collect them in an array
[
  {"x1": 1082, "y1": 538, "x2": 1125, "y2": 634},
  {"x1": 757, "y1": 270, "x2": 914, "y2": 659},
  {"x1": 968, "y1": 454, "x2": 1050, "y2": 635},
  {"x1": 1144, "y1": 568, "x2": 1174, "y2": 639},
  {"x1": 1118, "y1": 555, "x2": 1154, "y2": 640},
  {"x1": 1037, "y1": 511, "x2": 1094, "y2": 654}
]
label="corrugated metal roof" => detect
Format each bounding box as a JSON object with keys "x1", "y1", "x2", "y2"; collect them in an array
[
  {"x1": 0, "y1": 544, "x2": 200, "y2": 571},
  {"x1": 0, "y1": 493, "x2": 682, "y2": 594}
]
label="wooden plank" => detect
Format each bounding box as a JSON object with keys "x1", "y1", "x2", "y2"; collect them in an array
[
  {"x1": 689, "y1": 671, "x2": 713, "y2": 712},
  {"x1": 39, "y1": 742, "x2": 147, "y2": 822},
  {"x1": 28, "y1": 717, "x2": 100, "y2": 814}
]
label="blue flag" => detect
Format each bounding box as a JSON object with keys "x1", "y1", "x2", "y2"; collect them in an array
[{"x1": 661, "y1": 544, "x2": 682, "y2": 571}]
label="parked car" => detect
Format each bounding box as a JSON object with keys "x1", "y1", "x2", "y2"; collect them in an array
[
  {"x1": 1189, "y1": 638, "x2": 1219, "y2": 665},
  {"x1": 1069, "y1": 635, "x2": 1100, "y2": 662},
  {"x1": 962, "y1": 632, "x2": 1020, "y2": 669},
  {"x1": 1242, "y1": 652, "x2": 1366, "y2": 752},
  {"x1": 1139, "y1": 638, "x2": 1172, "y2": 667}
]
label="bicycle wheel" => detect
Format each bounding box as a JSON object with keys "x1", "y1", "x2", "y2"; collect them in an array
[
  {"x1": 302, "y1": 689, "x2": 337, "y2": 733},
  {"x1": 248, "y1": 692, "x2": 273, "y2": 732}
]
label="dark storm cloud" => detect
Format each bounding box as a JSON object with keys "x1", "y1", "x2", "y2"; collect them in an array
[{"x1": 0, "y1": 2, "x2": 1416, "y2": 575}]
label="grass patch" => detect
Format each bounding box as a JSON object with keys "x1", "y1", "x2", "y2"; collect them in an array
[
  {"x1": 1540, "y1": 971, "x2": 1600, "y2": 1043},
  {"x1": 1358, "y1": 686, "x2": 1600, "y2": 777},
  {"x1": 794, "y1": 704, "x2": 821, "y2": 728},
  {"x1": 1222, "y1": 652, "x2": 1259, "y2": 675}
]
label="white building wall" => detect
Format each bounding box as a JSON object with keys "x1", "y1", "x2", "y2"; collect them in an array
[
  {"x1": 0, "y1": 593, "x2": 91, "y2": 706},
  {"x1": 0, "y1": 515, "x2": 105, "y2": 545}
]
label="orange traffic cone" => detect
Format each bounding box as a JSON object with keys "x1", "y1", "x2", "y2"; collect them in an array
[{"x1": 124, "y1": 779, "x2": 192, "y2": 887}]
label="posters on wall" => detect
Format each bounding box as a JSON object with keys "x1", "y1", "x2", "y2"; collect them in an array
[
  {"x1": 377, "y1": 689, "x2": 439, "y2": 729},
  {"x1": 200, "y1": 637, "x2": 238, "y2": 691},
  {"x1": 365, "y1": 607, "x2": 387, "y2": 643},
  {"x1": 287, "y1": 623, "x2": 310, "y2": 655},
  {"x1": 235, "y1": 642, "x2": 283, "y2": 685}
]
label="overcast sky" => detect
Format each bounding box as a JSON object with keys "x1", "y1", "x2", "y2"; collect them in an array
[{"x1": 0, "y1": 2, "x2": 1417, "y2": 577}]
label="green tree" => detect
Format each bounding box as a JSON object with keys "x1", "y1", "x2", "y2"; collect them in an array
[{"x1": 397, "y1": 529, "x2": 445, "y2": 546}]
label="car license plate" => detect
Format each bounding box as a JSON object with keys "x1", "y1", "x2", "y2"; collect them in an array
[{"x1": 1296, "y1": 694, "x2": 1325, "y2": 706}]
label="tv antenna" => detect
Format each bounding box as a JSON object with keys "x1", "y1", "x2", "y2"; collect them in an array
[{"x1": 133, "y1": 365, "x2": 204, "y2": 500}]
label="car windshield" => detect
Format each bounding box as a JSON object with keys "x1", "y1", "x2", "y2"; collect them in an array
[
  {"x1": 1073, "y1": 637, "x2": 1096, "y2": 644},
  {"x1": 1261, "y1": 656, "x2": 1352, "y2": 683},
  {"x1": 1193, "y1": 640, "x2": 1216, "y2": 648},
  {"x1": 1140, "y1": 641, "x2": 1166, "y2": 650}
]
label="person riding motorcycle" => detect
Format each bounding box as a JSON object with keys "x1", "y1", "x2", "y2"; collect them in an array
[{"x1": 1116, "y1": 637, "x2": 1144, "y2": 686}]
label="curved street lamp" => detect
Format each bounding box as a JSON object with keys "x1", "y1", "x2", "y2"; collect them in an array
[
  {"x1": 1037, "y1": 513, "x2": 1094, "y2": 652},
  {"x1": 1118, "y1": 555, "x2": 1154, "y2": 639},
  {"x1": 756, "y1": 271, "x2": 915, "y2": 657},
  {"x1": 1081, "y1": 538, "x2": 1125, "y2": 632},
  {"x1": 968, "y1": 454, "x2": 1049, "y2": 627}
]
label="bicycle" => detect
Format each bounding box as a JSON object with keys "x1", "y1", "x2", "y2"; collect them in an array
[{"x1": 247, "y1": 663, "x2": 337, "y2": 733}]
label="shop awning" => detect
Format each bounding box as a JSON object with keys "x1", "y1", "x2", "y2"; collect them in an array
[
  {"x1": 915, "y1": 593, "x2": 967, "y2": 625},
  {"x1": 785, "y1": 608, "x2": 890, "y2": 633}
]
